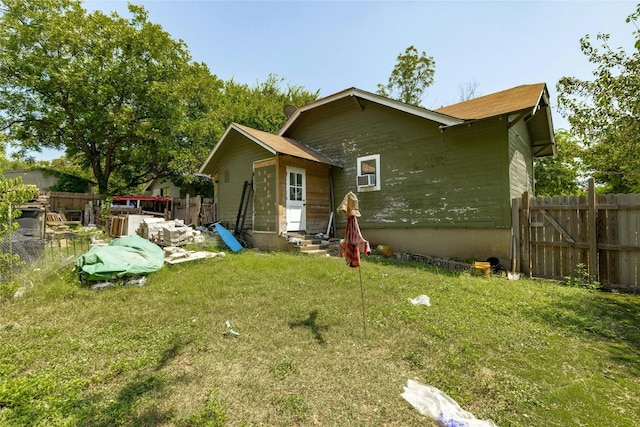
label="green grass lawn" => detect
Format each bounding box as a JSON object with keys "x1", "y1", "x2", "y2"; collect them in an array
[{"x1": 1, "y1": 248, "x2": 639, "y2": 426}]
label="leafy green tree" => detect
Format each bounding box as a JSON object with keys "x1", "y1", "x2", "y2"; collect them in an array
[
  {"x1": 0, "y1": 0, "x2": 221, "y2": 195},
  {"x1": 534, "y1": 129, "x2": 584, "y2": 196},
  {"x1": 141, "y1": 73, "x2": 319, "y2": 197},
  {"x1": 217, "y1": 74, "x2": 319, "y2": 134},
  {"x1": 376, "y1": 45, "x2": 436, "y2": 106},
  {"x1": 0, "y1": 149, "x2": 8, "y2": 176},
  {"x1": 0, "y1": 177, "x2": 37, "y2": 235},
  {"x1": 0, "y1": 176, "x2": 38, "y2": 282},
  {"x1": 171, "y1": 173, "x2": 214, "y2": 198},
  {"x1": 557, "y1": 4, "x2": 640, "y2": 193},
  {"x1": 161, "y1": 74, "x2": 319, "y2": 192}
]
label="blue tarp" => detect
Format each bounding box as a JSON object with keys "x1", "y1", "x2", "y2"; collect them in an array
[{"x1": 75, "y1": 235, "x2": 165, "y2": 281}]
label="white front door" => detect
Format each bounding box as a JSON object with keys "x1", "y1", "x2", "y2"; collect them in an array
[{"x1": 286, "y1": 166, "x2": 306, "y2": 231}]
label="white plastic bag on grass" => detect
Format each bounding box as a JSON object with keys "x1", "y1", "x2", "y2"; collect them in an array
[
  {"x1": 401, "y1": 379, "x2": 498, "y2": 427},
  {"x1": 408, "y1": 295, "x2": 431, "y2": 306}
]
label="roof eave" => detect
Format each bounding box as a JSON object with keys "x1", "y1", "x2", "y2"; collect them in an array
[
  {"x1": 198, "y1": 123, "x2": 278, "y2": 174},
  {"x1": 199, "y1": 124, "x2": 233, "y2": 174},
  {"x1": 233, "y1": 124, "x2": 278, "y2": 155},
  {"x1": 530, "y1": 88, "x2": 557, "y2": 158},
  {"x1": 542, "y1": 91, "x2": 557, "y2": 156}
]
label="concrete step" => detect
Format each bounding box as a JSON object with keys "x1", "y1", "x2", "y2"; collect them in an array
[
  {"x1": 299, "y1": 243, "x2": 327, "y2": 251},
  {"x1": 299, "y1": 248, "x2": 328, "y2": 256},
  {"x1": 285, "y1": 232, "x2": 334, "y2": 256}
]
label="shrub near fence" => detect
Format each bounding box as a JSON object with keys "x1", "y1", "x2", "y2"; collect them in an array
[{"x1": 516, "y1": 179, "x2": 640, "y2": 292}]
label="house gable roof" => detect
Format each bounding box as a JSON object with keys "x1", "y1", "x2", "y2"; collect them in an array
[
  {"x1": 198, "y1": 123, "x2": 340, "y2": 174},
  {"x1": 436, "y1": 83, "x2": 556, "y2": 157},
  {"x1": 278, "y1": 87, "x2": 465, "y2": 135},
  {"x1": 434, "y1": 83, "x2": 548, "y2": 120},
  {"x1": 279, "y1": 83, "x2": 555, "y2": 157},
  {"x1": 233, "y1": 123, "x2": 341, "y2": 166}
]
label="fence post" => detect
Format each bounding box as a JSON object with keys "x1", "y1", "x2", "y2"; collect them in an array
[
  {"x1": 521, "y1": 191, "x2": 531, "y2": 276},
  {"x1": 511, "y1": 197, "x2": 520, "y2": 273},
  {"x1": 587, "y1": 177, "x2": 598, "y2": 282},
  {"x1": 194, "y1": 195, "x2": 201, "y2": 227},
  {"x1": 185, "y1": 194, "x2": 190, "y2": 226}
]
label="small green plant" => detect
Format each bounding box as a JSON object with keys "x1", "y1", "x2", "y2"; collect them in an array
[
  {"x1": 398, "y1": 348, "x2": 425, "y2": 370},
  {"x1": 270, "y1": 359, "x2": 297, "y2": 380},
  {"x1": 100, "y1": 198, "x2": 113, "y2": 226},
  {"x1": 563, "y1": 263, "x2": 600, "y2": 289},
  {"x1": 179, "y1": 390, "x2": 227, "y2": 427},
  {"x1": 275, "y1": 393, "x2": 308, "y2": 422},
  {"x1": 0, "y1": 279, "x2": 20, "y2": 301},
  {"x1": 185, "y1": 236, "x2": 223, "y2": 253},
  {"x1": 0, "y1": 252, "x2": 25, "y2": 286}
]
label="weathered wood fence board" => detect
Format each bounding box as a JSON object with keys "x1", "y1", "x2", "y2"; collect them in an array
[
  {"x1": 48, "y1": 192, "x2": 102, "y2": 212},
  {"x1": 48, "y1": 192, "x2": 103, "y2": 225},
  {"x1": 517, "y1": 179, "x2": 640, "y2": 292},
  {"x1": 172, "y1": 196, "x2": 215, "y2": 227}
]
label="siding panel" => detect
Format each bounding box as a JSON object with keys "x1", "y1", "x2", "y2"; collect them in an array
[
  {"x1": 214, "y1": 133, "x2": 272, "y2": 229},
  {"x1": 286, "y1": 99, "x2": 511, "y2": 229},
  {"x1": 254, "y1": 159, "x2": 277, "y2": 232},
  {"x1": 509, "y1": 120, "x2": 534, "y2": 199}
]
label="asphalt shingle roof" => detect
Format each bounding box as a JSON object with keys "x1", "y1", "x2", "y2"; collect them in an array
[
  {"x1": 233, "y1": 123, "x2": 340, "y2": 167},
  {"x1": 434, "y1": 83, "x2": 547, "y2": 120}
]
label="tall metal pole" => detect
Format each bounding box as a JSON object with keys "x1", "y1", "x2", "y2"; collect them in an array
[
  {"x1": 8, "y1": 205, "x2": 12, "y2": 279},
  {"x1": 358, "y1": 266, "x2": 366, "y2": 338}
]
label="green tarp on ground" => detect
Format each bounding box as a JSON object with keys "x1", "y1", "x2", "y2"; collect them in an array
[{"x1": 75, "y1": 235, "x2": 165, "y2": 281}]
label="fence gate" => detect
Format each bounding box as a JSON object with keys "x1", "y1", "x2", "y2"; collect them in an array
[{"x1": 516, "y1": 179, "x2": 640, "y2": 292}]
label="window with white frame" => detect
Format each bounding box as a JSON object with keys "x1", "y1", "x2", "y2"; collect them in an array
[{"x1": 356, "y1": 154, "x2": 380, "y2": 192}]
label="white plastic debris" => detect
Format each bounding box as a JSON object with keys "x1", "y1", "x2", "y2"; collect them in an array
[
  {"x1": 90, "y1": 282, "x2": 115, "y2": 290},
  {"x1": 223, "y1": 320, "x2": 240, "y2": 337},
  {"x1": 163, "y1": 246, "x2": 224, "y2": 264},
  {"x1": 288, "y1": 237, "x2": 302, "y2": 246},
  {"x1": 408, "y1": 295, "x2": 431, "y2": 306},
  {"x1": 401, "y1": 379, "x2": 498, "y2": 427},
  {"x1": 126, "y1": 276, "x2": 147, "y2": 287}
]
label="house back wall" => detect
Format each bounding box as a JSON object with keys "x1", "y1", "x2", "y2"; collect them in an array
[
  {"x1": 286, "y1": 98, "x2": 510, "y2": 230},
  {"x1": 363, "y1": 227, "x2": 510, "y2": 263}
]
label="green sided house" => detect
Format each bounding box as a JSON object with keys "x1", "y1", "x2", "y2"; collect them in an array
[{"x1": 199, "y1": 83, "x2": 555, "y2": 264}]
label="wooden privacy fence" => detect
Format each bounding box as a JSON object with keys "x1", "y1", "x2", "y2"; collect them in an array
[
  {"x1": 47, "y1": 193, "x2": 216, "y2": 229},
  {"x1": 48, "y1": 192, "x2": 103, "y2": 223},
  {"x1": 514, "y1": 179, "x2": 640, "y2": 292}
]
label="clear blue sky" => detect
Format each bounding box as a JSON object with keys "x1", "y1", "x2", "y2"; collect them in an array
[{"x1": 33, "y1": 0, "x2": 640, "y2": 159}]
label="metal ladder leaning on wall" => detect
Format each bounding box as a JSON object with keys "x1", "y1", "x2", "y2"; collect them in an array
[{"x1": 234, "y1": 173, "x2": 254, "y2": 236}]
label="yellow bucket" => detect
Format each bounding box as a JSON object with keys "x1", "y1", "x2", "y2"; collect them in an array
[
  {"x1": 376, "y1": 245, "x2": 392, "y2": 257},
  {"x1": 474, "y1": 261, "x2": 491, "y2": 276}
]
